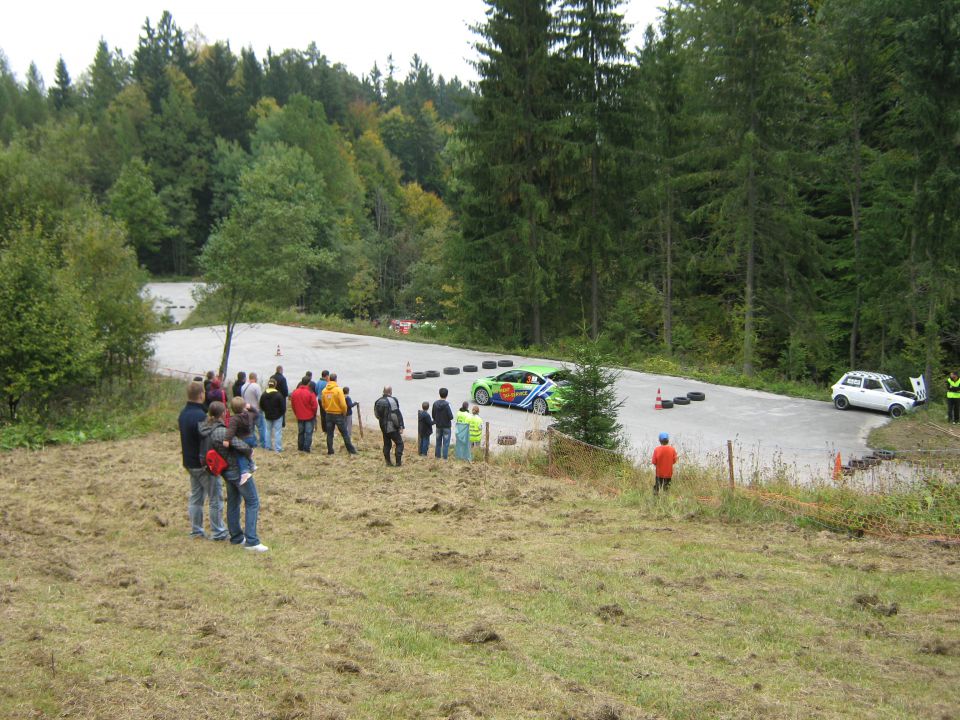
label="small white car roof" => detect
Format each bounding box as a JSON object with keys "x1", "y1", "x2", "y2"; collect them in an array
[{"x1": 843, "y1": 370, "x2": 895, "y2": 381}]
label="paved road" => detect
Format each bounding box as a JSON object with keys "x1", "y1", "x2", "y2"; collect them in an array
[
  {"x1": 143, "y1": 282, "x2": 202, "y2": 324},
  {"x1": 151, "y1": 321, "x2": 891, "y2": 482}
]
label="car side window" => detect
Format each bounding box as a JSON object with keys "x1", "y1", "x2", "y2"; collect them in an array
[
  {"x1": 497, "y1": 370, "x2": 526, "y2": 383},
  {"x1": 842, "y1": 376, "x2": 862, "y2": 387},
  {"x1": 863, "y1": 379, "x2": 882, "y2": 390}
]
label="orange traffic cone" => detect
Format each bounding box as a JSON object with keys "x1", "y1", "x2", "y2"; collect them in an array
[
  {"x1": 276, "y1": 344, "x2": 282, "y2": 357},
  {"x1": 405, "y1": 361, "x2": 413, "y2": 381},
  {"x1": 654, "y1": 387, "x2": 663, "y2": 410},
  {"x1": 833, "y1": 451, "x2": 842, "y2": 481}
]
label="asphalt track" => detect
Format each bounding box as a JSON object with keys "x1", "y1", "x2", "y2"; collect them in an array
[{"x1": 150, "y1": 315, "x2": 893, "y2": 483}]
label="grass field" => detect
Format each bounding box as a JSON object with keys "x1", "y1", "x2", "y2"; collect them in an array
[{"x1": 1, "y1": 431, "x2": 958, "y2": 719}]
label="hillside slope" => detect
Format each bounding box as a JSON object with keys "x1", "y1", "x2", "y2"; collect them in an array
[{"x1": 0, "y1": 433, "x2": 957, "y2": 719}]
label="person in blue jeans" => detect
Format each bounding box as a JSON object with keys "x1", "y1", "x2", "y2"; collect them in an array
[
  {"x1": 431, "y1": 387, "x2": 454, "y2": 459},
  {"x1": 418, "y1": 401, "x2": 434, "y2": 456},
  {"x1": 199, "y1": 401, "x2": 269, "y2": 552}
]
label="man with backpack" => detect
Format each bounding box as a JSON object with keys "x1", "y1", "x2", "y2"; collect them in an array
[
  {"x1": 374, "y1": 385, "x2": 405, "y2": 466},
  {"x1": 178, "y1": 381, "x2": 227, "y2": 541}
]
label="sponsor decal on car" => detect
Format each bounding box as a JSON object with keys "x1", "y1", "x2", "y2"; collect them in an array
[
  {"x1": 517, "y1": 380, "x2": 555, "y2": 409},
  {"x1": 500, "y1": 383, "x2": 516, "y2": 402}
]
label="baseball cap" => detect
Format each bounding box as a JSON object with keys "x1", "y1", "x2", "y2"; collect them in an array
[{"x1": 659, "y1": 432, "x2": 669, "y2": 442}]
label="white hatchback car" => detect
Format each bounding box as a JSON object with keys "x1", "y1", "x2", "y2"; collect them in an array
[{"x1": 831, "y1": 371, "x2": 922, "y2": 418}]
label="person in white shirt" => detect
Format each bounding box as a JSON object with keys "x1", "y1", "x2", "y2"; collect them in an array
[{"x1": 241, "y1": 372, "x2": 268, "y2": 448}]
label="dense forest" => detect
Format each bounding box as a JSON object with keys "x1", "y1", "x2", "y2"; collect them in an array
[{"x1": 1, "y1": 0, "x2": 959, "y2": 397}]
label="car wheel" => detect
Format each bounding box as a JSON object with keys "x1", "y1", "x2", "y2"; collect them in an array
[
  {"x1": 889, "y1": 404, "x2": 905, "y2": 418},
  {"x1": 462, "y1": 365, "x2": 478, "y2": 372},
  {"x1": 497, "y1": 359, "x2": 514, "y2": 367},
  {"x1": 686, "y1": 391, "x2": 706, "y2": 401},
  {"x1": 474, "y1": 387, "x2": 491, "y2": 405},
  {"x1": 661, "y1": 399, "x2": 674, "y2": 409},
  {"x1": 481, "y1": 360, "x2": 498, "y2": 369},
  {"x1": 425, "y1": 370, "x2": 441, "y2": 378},
  {"x1": 532, "y1": 397, "x2": 548, "y2": 415},
  {"x1": 834, "y1": 395, "x2": 849, "y2": 410},
  {"x1": 411, "y1": 371, "x2": 426, "y2": 380},
  {"x1": 673, "y1": 396, "x2": 691, "y2": 405}
]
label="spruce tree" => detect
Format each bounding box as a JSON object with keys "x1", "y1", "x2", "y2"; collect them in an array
[
  {"x1": 556, "y1": 0, "x2": 631, "y2": 339},
  {"x1": 458, "y1": 0, "x2": 564, "y2": 345},
  {"x1": 551, "y1": 340, "x2": 624, "y2": 450}
]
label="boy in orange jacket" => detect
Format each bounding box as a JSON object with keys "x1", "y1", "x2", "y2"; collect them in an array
[{"x1": 651, "y1": 432, "x2": 678, "y2": 495}]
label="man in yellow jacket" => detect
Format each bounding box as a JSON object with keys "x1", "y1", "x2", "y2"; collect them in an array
[
  {"x1": 948, "y1": 371, "x2": 960, "y2": 424},
  {"x1": 321, "y1": 373, "x2": 358, "y2": 455}
]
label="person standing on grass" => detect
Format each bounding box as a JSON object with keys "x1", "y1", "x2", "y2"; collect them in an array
[
  {"x1": 291, "y1": 377, "x2": 318, "y2": 452},
  {"x1": 271, "y1": 365, "x2": 289, "y2": 401},
  {"x1": 454, "y1": 401, "x2": 472, "y2": 461},
  {"x1": 343, "y1": 386, "x2": 358, "y2": 438},
  {"x1": 199, "y1": 401, "x2": 268, "y2": 552},
  {"x1": 232, "y1": 371, "x2": 246, "y2": 399},
  {"x1": 316, "y1": 370, "x2": 330, "y2": 435},
  {"x1": 374, "y1": 386, "x2": 404, "y2": 466},
  {"x1": 651, "y1": 432, "x2": 678, "y2": 495},
  {"x1": 241, "y1": 372, "x2": 267, "y2": 448},
  {"x1": 204, "y1": 377, "x2": 227, "y2": 412},
  {"x1": 418, "y1": 401, "x2": 434, "y2": 456},
  {"x1": 322, "y1": 373, "x2": 358, "y2": 455},
  {"x1": 947, "y1": 371, "x2": 960, "y2": 424},
  {"x1": 431, "y1": 388, "x2": 454, "y2": 459},
  {"x1": 469, "y1": 405, "x2": 483, "y2": 453},
  {"x1": 260, "y1": 377, "x2": 286, "y2": 452},
  {"x1": 178, "y1": 381, "x2": 227, "y2": 541}
]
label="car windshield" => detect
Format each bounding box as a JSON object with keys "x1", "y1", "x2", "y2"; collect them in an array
[
  {"x1": 883, "y1": 378, "x2": 903, "y2": 393},
  {"x1": 545, "y1": 369, "x2": 572, "y2": 384}
]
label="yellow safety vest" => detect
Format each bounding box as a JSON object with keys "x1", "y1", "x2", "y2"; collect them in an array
[
  {"x1": 469, "y1": 415, "x2": 483, "y2": 442},
  {"x1": 948, "y1": 377, "x2": 960, "y2": 399}
]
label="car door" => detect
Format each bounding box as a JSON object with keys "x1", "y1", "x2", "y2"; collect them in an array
[
  {"x1": 859, "y1": 378, "x2": 887, "y2": 409},
  {"x1": 492, "y1": 370, "x2": 527, "y2": 405}
]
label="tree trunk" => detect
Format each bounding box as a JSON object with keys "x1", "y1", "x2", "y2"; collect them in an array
[
  {"x1": 743, "y1": 151, "x2": 757, "y2": 377},
  {"x1": 663, "y1": 172, "x2": 673, "y2": 354},
  {"x1": 848, "y1": 117, "x2": 862, "y2": 369},
  {"x1": 531, "y1": 220, "x2": 542, "y2": 345}
]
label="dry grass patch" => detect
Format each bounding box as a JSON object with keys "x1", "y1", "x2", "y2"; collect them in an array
[{"x1": 0, "y1": 433, "x2": 958, "y2": 719}]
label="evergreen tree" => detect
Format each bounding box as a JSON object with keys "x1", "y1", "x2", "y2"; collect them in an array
[
  {"x1": 551, "y1": 340, "x2": 624, "y2": 450},
  {"x1": 457, "y1": 0, "x2": 564, "y2": 345},
  {"x1": 685, "y1": 0, "x2": 818, "y2": 375},
  {"x1": 84, "y1": 40, "x2": 125, "y2": 117},
  {"x1": 556, "y1": 0, "x2": 631, "y2": 339},
  {"x1": 50, "y1": 57, "x2": 74, "y2": 112}
]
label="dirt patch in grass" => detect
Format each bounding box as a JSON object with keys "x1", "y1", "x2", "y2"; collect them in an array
[{"x1": 0, "y1": 433, "x2": 958, "y2": 719}]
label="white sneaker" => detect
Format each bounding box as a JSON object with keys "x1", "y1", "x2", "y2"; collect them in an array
[{"x1": 243, "y1": 543, "x2": 269, "y2": 553}]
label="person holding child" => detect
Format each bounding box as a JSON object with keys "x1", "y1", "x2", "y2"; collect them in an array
[{"x1": 199, "y1": 401, "x2": 268, "y2": 552}]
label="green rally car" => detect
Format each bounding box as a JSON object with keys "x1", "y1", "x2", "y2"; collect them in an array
[{"x1": 470, "y1": 365, "x2": 571, "y2": 414}]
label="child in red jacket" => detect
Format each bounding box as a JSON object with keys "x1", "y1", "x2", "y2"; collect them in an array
[{"x1": 651, "y1": 432, "x2": 678, "y2": 495}]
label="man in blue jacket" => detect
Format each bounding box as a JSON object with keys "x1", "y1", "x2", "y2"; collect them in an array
[{"x1": 178, "y1": 381, "x2": 227, "y2": 540}]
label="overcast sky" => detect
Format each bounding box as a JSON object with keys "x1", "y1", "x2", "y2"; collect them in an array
[{"x1": 2, "y1": 1, "x2": 665, "y2": 88}]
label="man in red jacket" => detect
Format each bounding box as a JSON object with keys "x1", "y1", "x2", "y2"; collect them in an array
[{"x1": 290, "y1": 377, "x2": 318, "y2": 453}]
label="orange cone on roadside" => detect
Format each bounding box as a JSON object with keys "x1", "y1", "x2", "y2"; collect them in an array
[
  {"x1": 655, "y1": 387, "x2": 663, "y2": 410},
  {"x1": 405, "y1": 361, "x2": 413, "y2": 381},
  {"x1": 833, "y1": 451, "x2": 842, "y2": 480}
]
